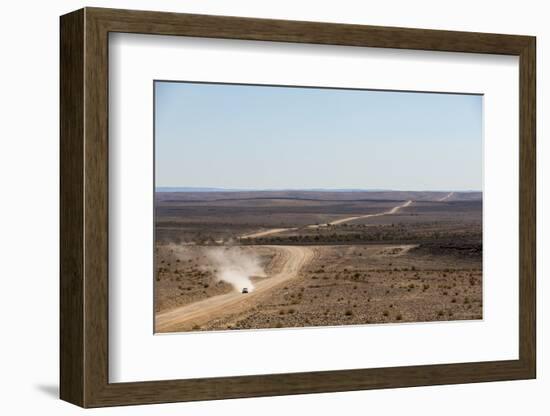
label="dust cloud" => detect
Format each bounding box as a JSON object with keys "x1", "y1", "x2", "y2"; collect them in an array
[{"x1": 206, "y1": 247, "x2": 266, "y2": 292}]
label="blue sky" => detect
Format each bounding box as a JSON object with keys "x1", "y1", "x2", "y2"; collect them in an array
[{"x1": 155, "y1": 81, "x2": 482, "y2": 191}]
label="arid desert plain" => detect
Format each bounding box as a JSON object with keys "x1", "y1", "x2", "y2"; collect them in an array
[{"x1": 154, "y1": 190, "x2": 482, "y2": 333}]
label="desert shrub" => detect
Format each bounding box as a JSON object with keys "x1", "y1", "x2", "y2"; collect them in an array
[{"x1": 345, "y1": 310, "x2": 353, "y2": 316}]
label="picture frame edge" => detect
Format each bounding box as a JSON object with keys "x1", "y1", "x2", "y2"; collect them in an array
[{"x1": 59, "y1": 7, "x2": 537, "y2": 408}]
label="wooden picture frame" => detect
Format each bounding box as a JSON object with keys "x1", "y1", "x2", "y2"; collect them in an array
[{"x1": 60, "y1": 7, "x2": 536, "y2": 408}]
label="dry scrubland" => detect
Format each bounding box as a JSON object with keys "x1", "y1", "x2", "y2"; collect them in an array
[{"x1": 155, "y1": 191, "x2": 482, "y2": 332}]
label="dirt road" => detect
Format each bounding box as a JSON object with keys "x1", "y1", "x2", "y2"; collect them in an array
[
  {"x1": 308, "y1": 199, "x2": 413, "y2": 229},
  {"x1": 239, "y1": 227, "x2": 297, "y2": 239},
  {"x1": 155, "y1": 245, "x2": 315, "y2": 333},
  {"x1": 239, "y1": 199, "x2": 414, "y2": 238},
  {"x1": 438, "y1": 192, "x2": 454, "y2": 202}
]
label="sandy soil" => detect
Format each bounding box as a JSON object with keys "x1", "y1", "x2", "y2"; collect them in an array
[
  {"x1": 155, "y1": 242, "x2": 481, "y2": 332},
  {"x1": 154, "y1": 191, "x2": 482, "y2": 332},
  {"x1": 230, "y1": 245, "x2": 482, "y2": 330}
]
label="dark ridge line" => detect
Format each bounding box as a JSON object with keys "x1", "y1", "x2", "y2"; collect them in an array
[
  {"x1": 155, "y1": 188, "x2": 483, "y2": 193},
  {"x1": 157, "y1": 197, "x2": 412, "y2": 204},
  {"x1": 156, "y1": 196, "x2": 481, "y2": 204}
]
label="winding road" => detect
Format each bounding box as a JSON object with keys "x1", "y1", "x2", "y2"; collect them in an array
[
  {"x1": 239, "y1": 227, "x2": 297, "y2": 240},
  {"x1": 438, "y1": 192, "x2": 454, "y2": 202},
  {"x1": 239, "y1": 199, "x2": 414, "y2": 239},
  {"x1": 155, "y1": 245, "x2": 315, "y2": 333},
  {"x1": 308, "y1": 199, "x2": 413, "y2": 229}
]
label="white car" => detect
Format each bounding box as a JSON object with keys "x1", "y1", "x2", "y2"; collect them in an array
[{"x1": 241, "y1": 288, "x2": 249, "y2": 294}]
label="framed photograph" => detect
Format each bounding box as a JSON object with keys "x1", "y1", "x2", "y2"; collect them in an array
[{"x1": 60, "y1": 7, "x2": 536, "y2": 407}]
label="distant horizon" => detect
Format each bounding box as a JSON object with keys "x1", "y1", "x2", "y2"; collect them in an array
[{"x1": 155, "y1": 186, "x2": 482, "y2": 193}]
